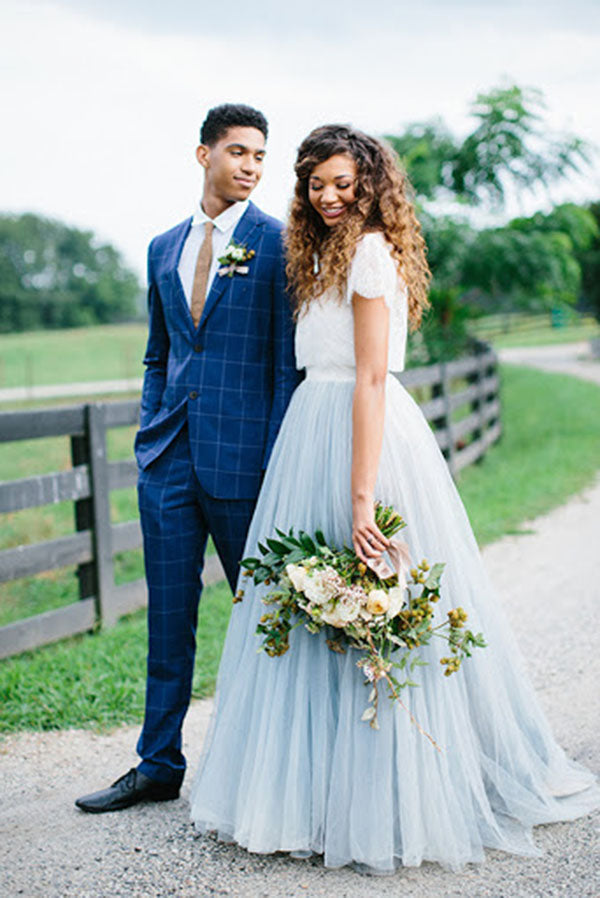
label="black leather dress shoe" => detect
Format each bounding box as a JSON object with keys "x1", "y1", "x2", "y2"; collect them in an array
[{"x1": 75, "y1": 768, "x2": 180, "y2": 813}]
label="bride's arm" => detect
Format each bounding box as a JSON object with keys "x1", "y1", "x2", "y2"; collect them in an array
[{"x1": 351, "y1": 293, "x2": 391, "y2": 563}]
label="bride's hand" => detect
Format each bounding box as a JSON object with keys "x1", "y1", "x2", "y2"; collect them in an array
[{"x1": 352, "y1": 496, "x2": 390, "y2": 563}]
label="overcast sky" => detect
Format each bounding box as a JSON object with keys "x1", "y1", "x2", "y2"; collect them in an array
[{"x1": 2, "y1": 0, "x2": 599, "y2": 277}]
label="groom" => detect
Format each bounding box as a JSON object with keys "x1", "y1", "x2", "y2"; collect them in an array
[{"x1": 76, "y1": 104, "x2": 300, "y2": 813}]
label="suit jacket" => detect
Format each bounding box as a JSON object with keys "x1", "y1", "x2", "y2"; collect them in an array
[{"x1": 134, "y1": 201, "x2": 301, "y2": 499}]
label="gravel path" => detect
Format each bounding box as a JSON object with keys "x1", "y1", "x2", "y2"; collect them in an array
[
  {"x1": 498, "y1": 341, "x2": 600, "y2": 386},
  {"x1": 1, "y1": 348, "x2": 599, "y2": 898}
]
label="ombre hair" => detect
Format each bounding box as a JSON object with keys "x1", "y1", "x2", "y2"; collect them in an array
[{"x1": 286, "y1": 124, "x2": 430, "y2": 328}]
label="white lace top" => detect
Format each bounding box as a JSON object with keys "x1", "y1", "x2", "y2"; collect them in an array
[{"x1": 295, "y1": 231, "x2": 408, "y2": 376}]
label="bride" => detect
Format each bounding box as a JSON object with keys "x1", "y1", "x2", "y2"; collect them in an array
[{"x1": 190, "y1": 124, "x2": 599, "y2": 872}]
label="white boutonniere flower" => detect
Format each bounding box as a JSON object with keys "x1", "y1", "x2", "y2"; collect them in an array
[{"x1": 217, "y1": 239, "x2": 255, "y2": 278}]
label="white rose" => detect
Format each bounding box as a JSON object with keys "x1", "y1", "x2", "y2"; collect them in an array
[
  {"x1": 303, "y1": 570, "x2": 329, "y2": 606},
  {"x1": 320, "y1": 605, "x2": 347, "y2": 628},
  {"x1": 321, "y1": 602, "x2": 355, "y2": 628},
  {"x1": 386, "y1": 586, "x2": 405, "y2": 619},
  {"x1": 321, "y1": 589, "x2": 362, "y2": 628},
  {"x1": 231, "y1": 246, "x2": 245, "y2": 261},
  {"x1": 366, "y1": 589, "x2": 390, "y2": 616},
  {"x1": 286, "y1": 563, "x2": 308, "y2": 593}
]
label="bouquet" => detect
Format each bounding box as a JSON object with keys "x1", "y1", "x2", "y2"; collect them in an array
[{"x1": 239, "y1": 503, "x2": 486, "y2": 743}]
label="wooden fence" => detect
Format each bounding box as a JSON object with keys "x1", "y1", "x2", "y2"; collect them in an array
[
  {"x1": 0, "y1": 347, "x2": 500, "y2": 660},
  {"x1": 468, "y1": 310, "x2": 590, "y2": 341}
]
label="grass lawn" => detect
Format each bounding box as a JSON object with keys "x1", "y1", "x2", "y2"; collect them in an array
[
  {"x1": 470, "y1": 312, "x2": 599, "y2": 349},
  {"x1": 491, "y1": 320, "x2": 599, "y2": 348},
  {"x1": 457, "y1": 365, "x2": 600, "y2": 543},
  {"x1": 0, "y1": 364, "x2": 599, "y2": 733},
  {"x1": 0, "y1": 323, "x2": 148, "y2": 388},
  {"x1": 0, "y1": 580, "x2": 231, "y2": 733}
]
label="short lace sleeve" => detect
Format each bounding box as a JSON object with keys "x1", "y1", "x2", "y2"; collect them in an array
[{"x1": 346, "y1": 232, "x2": 398, "y2": 304}]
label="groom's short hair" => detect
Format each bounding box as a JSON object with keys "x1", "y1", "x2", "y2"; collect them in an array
[{"x1": 200, "y1": 104, "x2": 268, "y2": 146}]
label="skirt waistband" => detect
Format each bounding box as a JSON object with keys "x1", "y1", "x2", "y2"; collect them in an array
[
  {"x1": 305, "y1": 366, "x2": 356, "y2": 382},
  {"x1": 304, "y1": 367, "x2": 401, "y2": 383}
]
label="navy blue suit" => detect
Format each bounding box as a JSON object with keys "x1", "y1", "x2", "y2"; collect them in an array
[{"x1": 134, "y1": 202, "x2": 300, "y2": 785}]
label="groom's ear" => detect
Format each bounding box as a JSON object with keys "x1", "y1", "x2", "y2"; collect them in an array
[{"x1": 196, "y1": 144, "x2": 210, "y2": 169}]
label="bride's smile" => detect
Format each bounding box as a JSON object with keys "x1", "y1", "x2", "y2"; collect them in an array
[{"x1": 308, "y1": 153, "x2": 357, "y2": 226}]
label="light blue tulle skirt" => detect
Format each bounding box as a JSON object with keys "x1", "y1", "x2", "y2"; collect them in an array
[{"x1": 190, "y1": 371, "x2": 599, "y2": 872}]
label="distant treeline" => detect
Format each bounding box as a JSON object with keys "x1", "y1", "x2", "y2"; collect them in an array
[{"x1": 0, "y1": 213, "x2": 141, "y2": 333}]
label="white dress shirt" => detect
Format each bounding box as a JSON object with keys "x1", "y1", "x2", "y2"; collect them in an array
[{"x1": 178, "y1": 199, "x2": 249, "y2": 308}]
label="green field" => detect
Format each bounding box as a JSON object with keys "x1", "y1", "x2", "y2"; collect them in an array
[
  {"x1": 469, "y1": 312, "x2": 599, "y2": 349},
  {"x1": 0, "y1": 316, "x2": 598, "y2": 395},
  {"x1": 1, "y1": 363, "x2": 599, "y2": 733},
  {"x1": 0, "y1": 324, "x2": 148, "y2": 389}
]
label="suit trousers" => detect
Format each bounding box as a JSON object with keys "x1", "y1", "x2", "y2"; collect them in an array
[{"x1": 136, "y1": 424, "x2": 257, "y2": 785}]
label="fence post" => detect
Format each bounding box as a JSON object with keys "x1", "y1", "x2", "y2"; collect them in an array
[
  {"x1": 467, "y1": 352, "x2": 485, "y2": 448},
  {"x1": 431, "y1": 362, "x2": 456, "y2": 476},
  {"x1": 487, "y1": 354, "x2": 501, "y2": 437},
  {"x1": 442, "y1": 363, "x2": 456, "y2": 476},
  {"x1": 70, "y1": 403, "x2": 115, "y2": 628}
]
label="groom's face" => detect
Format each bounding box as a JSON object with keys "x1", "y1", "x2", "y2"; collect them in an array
[{"x1": 197, "y1": 126, "x2": 266, "y2": 205}]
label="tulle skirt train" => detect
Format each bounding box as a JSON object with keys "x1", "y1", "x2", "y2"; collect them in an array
[{"x1": 190, "y1": 373, "x2": 599, "y2": 872}]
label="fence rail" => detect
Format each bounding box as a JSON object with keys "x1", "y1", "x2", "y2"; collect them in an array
[{"x1": 0, "y1": 348, "x2": 501, "y2": 660}]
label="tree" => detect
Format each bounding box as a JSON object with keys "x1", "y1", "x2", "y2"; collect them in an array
[
  {"x1": 577, "y1": 202, "x2": 600, "y2": 322},
  {"x1": 0, "y1": 213, "x2": 141, "y2": 333},
  {"x1": 451, "y1": 85, "x2": 589, "y2": 207},
  {"x1": 387, "y1": 84, "x2": 590, "y2": 209},
  {"x1": 461, "y1": 226, "x2": 582, "y2": 315},
  {"x1": 389, "y1": 84, "x2": 594, "y2": 363},
  {"x1": 408, "y1": 205, "x2": 594, "y2": 364},
  {"x1": 408, "y1": 214, "x2": 476, "y2": 364},
  {"x1": 383, "y1": 120, "x2": 457, "y2": 201}
]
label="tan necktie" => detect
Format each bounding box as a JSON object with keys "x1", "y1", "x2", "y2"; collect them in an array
[{"x1": 190, "y1": 221, "x2": 215, "y2": 327}]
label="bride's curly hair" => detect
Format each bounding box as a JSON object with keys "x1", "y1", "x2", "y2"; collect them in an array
[{"x1": 286, "y1": 124, "x2": 430, "y2": 328}]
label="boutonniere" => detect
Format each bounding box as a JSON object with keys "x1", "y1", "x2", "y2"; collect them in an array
[{"x1": 217, "y1": 239, "x2": 255, "y2": 277}]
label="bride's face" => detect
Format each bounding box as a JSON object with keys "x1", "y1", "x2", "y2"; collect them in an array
[{"x1": 308, "y1": 154, "x2": 357, "y2": 227}]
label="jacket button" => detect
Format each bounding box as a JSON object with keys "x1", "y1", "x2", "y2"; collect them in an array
[
  {"x1": 194, "y1": 344, "x2": 203, "y2": 353},
  {"x1": 189, "y1": 391, "x2": 198, "y2": 400}
]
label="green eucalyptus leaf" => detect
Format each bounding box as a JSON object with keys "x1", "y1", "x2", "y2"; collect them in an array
[
  {"x1": 300, "y1": 534, "x2": 317, "y2": 554},
  {"x1": 241, "y1": 556, "x2": 260, "y2": 568},
  {"x1": 424, "y1": 562, "x2": 446, "y2": 589}
]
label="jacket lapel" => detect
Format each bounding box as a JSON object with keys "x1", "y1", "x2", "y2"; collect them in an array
[
  {"x1": 169, "y1": 217, "x2": 192, "y2": 270},
  {"x1": 162, "y1": 217, "x2": 198, "y2": 338},
  {"x1": 198, "y1": 202, "x2": 264, "y2": 332}
]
